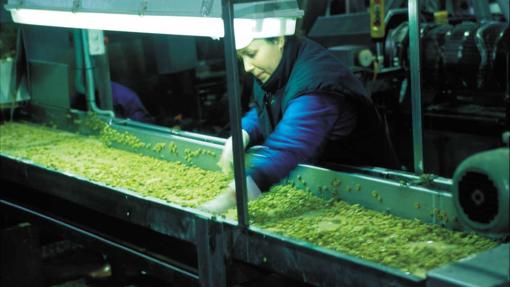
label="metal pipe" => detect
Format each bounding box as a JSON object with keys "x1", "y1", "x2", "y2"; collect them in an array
[
  {"x1": 222, "y1": 0, "x2": 249, "y2": 228},
  {"x1": 94, "y1": 50, "x2": 114, "y2": 111},
  {"x1": 408, "y1": 0, "x2": 424, "y2": 174},
  {"x1": 90, "y1": 30, "x2": 113, "y2": 112},
  {"x1": 73, "y1": 30, "x2": 85, "y2": 95},
  {"x1": 506, "y1": 52, "x2": 509, "y2": 131},
  {"x1": 81, "y1": 29, "x2": 114, "y2": 118}
]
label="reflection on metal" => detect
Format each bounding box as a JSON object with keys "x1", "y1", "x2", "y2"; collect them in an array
[
  {"x1": 408, "y1": 0, "x2": 424, "y2": 174},
  {"x1": 120, "y1": 118, "x2": 225, "y2": 146}
]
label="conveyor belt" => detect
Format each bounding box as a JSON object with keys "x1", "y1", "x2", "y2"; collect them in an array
[{"x1": 0, "y1": 118, "x2": 507, "y2": 286}]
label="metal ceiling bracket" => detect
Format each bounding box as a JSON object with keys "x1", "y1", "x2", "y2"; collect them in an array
[
  {"x1": 72, "y1": 0, "x2": 81, "y2": 13},
  {"x1": 139, "y1": 0, "x2": 148, "y2": 16},
  {"x1": 201, "y1": 0, "x2": 214, "y2": 16}
]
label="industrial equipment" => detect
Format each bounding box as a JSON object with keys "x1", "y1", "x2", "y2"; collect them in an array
[
  {"x1": 309, "y1": 0, "x2": 509, "y2": 177},
  {"x1": 453, "y1": 147, "x2": 509, "y2": 237},
  {"x1": 0, "y1": 0, "x2": 509, "y2": 286}
]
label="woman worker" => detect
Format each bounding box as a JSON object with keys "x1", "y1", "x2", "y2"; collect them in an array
[{"x1": 201, "y1": 22, "x2": 397, "y2": 213}]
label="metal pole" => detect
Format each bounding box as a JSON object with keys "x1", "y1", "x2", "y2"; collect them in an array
[
  {"x1": 222, "y1": 0, "x2": 249, "y2": 228},
  {"x1": 408, "y1": 0, "x2": 424, "y2": 174},
  {"x1": 73, "y1": 30, "x2": 86, "y2": 94}
]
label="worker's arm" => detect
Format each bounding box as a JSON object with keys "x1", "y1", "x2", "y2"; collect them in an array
[
  {"x1": 241, "y1": 107, "x2": 263, "y2": 145},
  {"x1": 217, "y1": 107, "x2": 262, "y2": 175},
  {"x1": 247, "y1": 94, "x2": 357, "y2": 191},
  {"x1": 111, "y1": 82, "x2": 154, "y2": 123}
]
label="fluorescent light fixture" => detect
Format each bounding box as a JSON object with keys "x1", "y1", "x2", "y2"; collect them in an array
[
  {"x1": 5, "y1": 0, "x2": 303, "y2": 43},
  {"x1": 9, "y1": 9, "x2": 225, "y2": 37}
]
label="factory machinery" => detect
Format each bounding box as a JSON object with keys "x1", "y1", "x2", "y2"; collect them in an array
[
  {"x1": 307, "y1": 0, "x2": 510, "y2": 177},
  {"x1": 1, "y1": 0, "x2": 509, "y2": 286}
]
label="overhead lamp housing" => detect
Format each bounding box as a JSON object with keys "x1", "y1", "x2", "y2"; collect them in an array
[{"x1": 4, "y1": 0, "x2": 303, "y2": 46}]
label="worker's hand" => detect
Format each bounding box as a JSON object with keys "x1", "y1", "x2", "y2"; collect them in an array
[
  {"x1": 217, "y1": 130, "x2": 250, "y2": 175},
  {"x1": 199, "y1": 176, "x2": 262, "y2": 214}
]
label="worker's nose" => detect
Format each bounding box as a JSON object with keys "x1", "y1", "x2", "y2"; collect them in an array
[{"x1": 242, "y1": 58, "x2": 254, "y2": 73}]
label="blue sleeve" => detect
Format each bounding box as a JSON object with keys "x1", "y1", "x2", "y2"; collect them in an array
[
  {"x1": 247, "y1": 95, "x2": 339, "y2": 191},
  {"x1": 241, "y1": 107, "x2": 263, "y2": 144},
  {"x1": 111, "y1": 82, "x2": 154, "y2": 123}
]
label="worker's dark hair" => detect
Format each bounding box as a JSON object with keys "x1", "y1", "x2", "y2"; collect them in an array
[
  {"x1": 236, "y1": 36, "x2": 287, "y2": 59},
  {"x1": 264, "y1": 36, "x2": 286, "y2": 45}
]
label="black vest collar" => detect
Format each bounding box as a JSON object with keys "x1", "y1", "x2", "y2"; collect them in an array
[{"x1": 260, "y1": 36, "x2": 300, "y2": 93}]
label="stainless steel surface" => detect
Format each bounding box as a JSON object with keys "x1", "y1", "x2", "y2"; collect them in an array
[
  {"x1": 28, "y1": 61, "x2": 71, "y2": 110},
  {"x1": 100, "y1": 106, "x2": 461, "y2": 232},
  {"x1": 285, "y1": 164, "x2": 458, "y2": 228},
  {"x1": 1, "y1": 113, "x2": 474, "y2": 231},
  {"x1": 229, "y1": 225, "x2": 424, "y2": 287},
  {"x1": 427, "y1": 243, "x2": 510, "y2": 287},
  {"x1": 101, "y1": 118, "x2": 224, "y2": 171},
  {"x1": 116, "y1": 118, "x2": 226, "y2": 146},
  {"x1": 0, "y1": 118, "x2": 505, "y2": 287}
]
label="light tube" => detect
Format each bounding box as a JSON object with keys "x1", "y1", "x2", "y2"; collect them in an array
[{"x1": 9, "y1": 9, "x2": 225, "y2": 37}]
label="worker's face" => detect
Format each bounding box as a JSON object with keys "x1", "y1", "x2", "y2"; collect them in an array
[{"x1": 237, "y1": 37, "x2": 285, "y2": 83}]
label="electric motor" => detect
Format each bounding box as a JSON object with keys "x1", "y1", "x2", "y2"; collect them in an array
[{"x1": 452, "y1": 148, "x2": 509, "y2": 237}]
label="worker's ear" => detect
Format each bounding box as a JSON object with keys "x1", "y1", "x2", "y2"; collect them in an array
[{"x1": 277, "y1": 36, "x2": 285, "y2": 51}]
